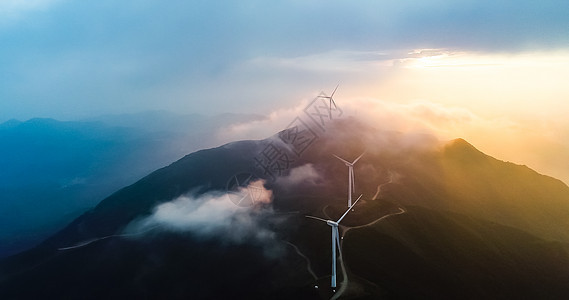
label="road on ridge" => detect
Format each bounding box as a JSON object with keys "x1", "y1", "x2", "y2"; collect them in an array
[{"x1": 331, "y1": 206, "x2": 406, "y2": 300}]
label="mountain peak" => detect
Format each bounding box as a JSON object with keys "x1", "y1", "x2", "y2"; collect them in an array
[
  {"x1": 443, "y1": 137, "x2": 487, "y2": 162},
  {"x1": 3, "y1": 120, "x2": 569, "y2": 299},
  {"x1": 447, "y1": 138, "x2": 475, "y2": 150}
]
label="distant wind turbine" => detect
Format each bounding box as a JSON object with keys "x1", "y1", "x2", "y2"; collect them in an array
[
  {"x1": 334, "y1": 152, "x2": 365, "y2": 207},
  {"x1": 306, "y1": 194, "x2": 362, "y2": 290},
  {"x1": 318, "y1": 84, "x2": 339, "y2": 119}
]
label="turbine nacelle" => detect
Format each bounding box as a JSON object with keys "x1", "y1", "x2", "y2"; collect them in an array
[
  {"x1": 326, "y1": 220, "x2": 338, "y2": 227},
  {"x1": 334, "y1": 152, "x2": 365, "y2": 207},
  {"x1": 318, "y1": 84, "x2": 339, "y2": 119}
]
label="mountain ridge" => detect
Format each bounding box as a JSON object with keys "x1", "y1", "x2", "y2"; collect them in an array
[
  {"x1": 0, "y1": 113, "x2": 266, "y2": 257},
  {"x1": 2, "y1": 118, "x2": 569, "y2": 299}
]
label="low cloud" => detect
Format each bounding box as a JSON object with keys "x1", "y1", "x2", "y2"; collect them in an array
[
  {"x1": 213, "y1": 99, "x2": 313, "y2": 144},
  {"x1": 275, "y1": 163, "x2": 322, "y2": 188},
  {"x1": 211, "y1": 84, "x2": 569, "y2": 184},
  {"x1": 213, "y1": 91, "x2": 480, "y2": 147},
  {"x1": 126, "y1": 181, "x2": 282, "y2": 255}
]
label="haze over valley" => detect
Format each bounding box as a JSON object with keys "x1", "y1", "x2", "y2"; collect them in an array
[{"x1": 2, "y1": 1, "x2": 569, "y2": 299}]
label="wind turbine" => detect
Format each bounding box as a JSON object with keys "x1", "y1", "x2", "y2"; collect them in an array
[
  {"x1": 306, "y1": 194, "x2": 362, "y2": 290},
  {"x1": 334, "y1": 152, "x2": 365, "y2": 207},
  {"x1": 318, "y1": 84, "x2": 339, "y2": 119}
]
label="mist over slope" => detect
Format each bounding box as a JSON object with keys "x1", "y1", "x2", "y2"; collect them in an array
[
  {"x1": 1, "y1": 117, "x2": 569, "y2": 299},
  {"x1": 0, "y1": 112, "x2": 262, "y2": 257}
]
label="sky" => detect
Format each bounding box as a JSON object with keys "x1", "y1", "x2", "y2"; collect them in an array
[{"x1": 1, "y1": 0, "x2": 569, "y2": 182}]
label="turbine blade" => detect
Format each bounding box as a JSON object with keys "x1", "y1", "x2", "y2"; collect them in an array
[
  {"x1": 333, "y1": 154, "x2": 350, "y2": 165},
  {"x1": 305, "y1": 215, "x2": 328, "y2": 223},
  {"x1": 330, "y1": 84, "x2": 339, "y2": 98},
  {"x1": 337, "y1": 194, "x2": 363, "y2": 223},
  {"x1": 331, "y1": 98, "x2": 338, "y2": 109},
  {"x1": 352, "y1": 152, "x2": 365, "y2": 164},
  {"x1": 352, "y1": 193, "x2": 363, "y2": 207}
]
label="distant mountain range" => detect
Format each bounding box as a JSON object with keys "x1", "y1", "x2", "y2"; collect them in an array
[
  {"x1": 1, "y1": 117, "x2": 568, "y2": 299},
  {"x1": 0, "y1": 112, "x2": 263, "y2": 257}
]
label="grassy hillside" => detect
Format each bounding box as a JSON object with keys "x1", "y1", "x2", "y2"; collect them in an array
[
  {"x1": 3, "y1": 118, "x2": 569, "y2": 299},
  {"x1": 344, "y1": 205, "x2": 569, "y2": 299}
]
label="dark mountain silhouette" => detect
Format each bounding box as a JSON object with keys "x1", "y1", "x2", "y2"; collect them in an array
[
  {"x1": 1, "y1": 118, "x2": 569, "y2": 299},
  {"x1": 0, "y1": 119, "x2": 22, "y2": 130},
  {"x1": 0, "y1": 112, "x2": 262, "y2": 257},
  {"x1": 0, "y1": 117, "x2": 151, "y2": 257}
]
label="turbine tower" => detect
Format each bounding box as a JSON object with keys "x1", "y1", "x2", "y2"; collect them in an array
[
  {"x1": 318, "y1": 84, "x2": 339, "y2": 119},
  {"x1": 334, "y1": 152, "x2": 365, "y2": 207},
  {"x1": 306, "y1": 194, "x2": 362, "y2": 290}
]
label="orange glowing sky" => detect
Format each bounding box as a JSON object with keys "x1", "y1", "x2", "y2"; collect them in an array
[
  {"x1": 2, "y1": 1, "x2": 569, "y2": 183},
  {"x1": 219, "y1": 49, "x2": 569, "y2": 184},
  {"x1": 336, "y1": 50, "x2": 569, "y2": 184}
]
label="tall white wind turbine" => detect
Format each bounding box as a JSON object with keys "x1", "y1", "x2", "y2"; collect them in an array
[
  {"x1": 334, "y1": 152, "x2": 365, "y2": 207},
  {"x1": 306, "y1": 194, "x2": 362, "y2": 290},
  {"x1": 318, "y1": 84, "x2": 339, "y2": 119}
]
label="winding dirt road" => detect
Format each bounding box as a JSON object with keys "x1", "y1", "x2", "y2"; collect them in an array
[
  {"x1": 58, "y1": 225, "x2": 161, "y2": 251},
  {"x1": 284, "y1": 241, "x2": 318, "y2": 281},
  {"x1": 331, "y1": 206, "x2": 407, "y2": 300}
]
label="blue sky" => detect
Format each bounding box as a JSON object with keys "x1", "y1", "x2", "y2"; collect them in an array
[
  {"x1": 2, "y1": 0, "x2": 568, "y2": 121},
  {"x1": 2, "y1": 0, "x2": 569, "y2": 182}
]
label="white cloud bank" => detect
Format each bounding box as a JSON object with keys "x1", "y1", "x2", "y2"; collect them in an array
[
  {"x1": 126, "y1": 181, "x2": 280, "y2": 251},
  {"x1": 213, "y1": 87, "x2": 569, "y2": 185},
  {"x1": 275, "y1": 163, "x2": 322, "y2": 188}
]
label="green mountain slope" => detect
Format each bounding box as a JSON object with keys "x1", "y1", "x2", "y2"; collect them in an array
[{"x1": 2, "y1": 118, "x2": 569, "y2": 299}]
